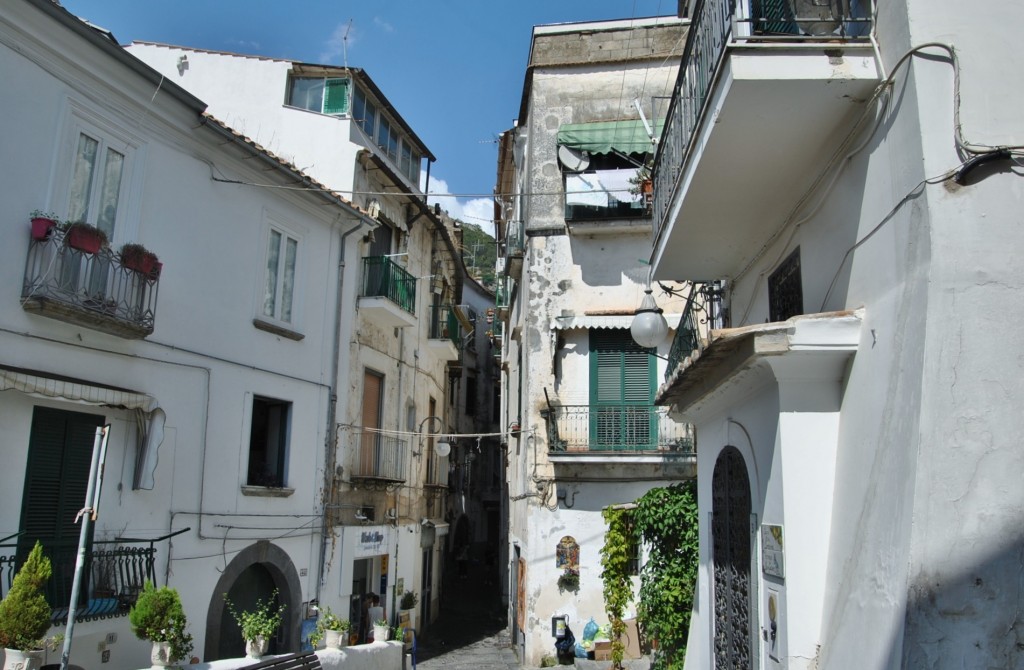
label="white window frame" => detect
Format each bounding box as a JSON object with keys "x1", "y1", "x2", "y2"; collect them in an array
[
  {"x1": 50, "y1": 98, "x2": 145, "y2": 247},
  {"x1": 256, "y1": 212, "x2": 306, "y2": 334}
]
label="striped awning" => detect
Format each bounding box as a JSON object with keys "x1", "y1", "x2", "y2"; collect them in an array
[
  {"x1": 551, "y1": 314, "x2": 682, "y2": 331},
  {"x1": 0, "y1": 365, "x2": 157, "y2": 412}
]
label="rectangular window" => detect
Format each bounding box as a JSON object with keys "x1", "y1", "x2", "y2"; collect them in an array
[
  {"x1": 248, "y1": 396, "x2": 291, "y2": 487},
  {"x1": 466, "y1": 375, "x2": 477, "y2": 416},
  {"x1": 377, "y1": 117, "x2": 398, "y2": 161},
  {"x1": 768, "y1": 247, "x2": 803, "y2": 322},
  {"x1": 589, "y1": 330, "x2": 655, "y2": 450},
  {"x1": 287, "y1": 77, "x2": 350, "y2": 116},
  {"x1": 263, "y1": 228, "x2": 298, "y2": 324},
  {"x1": 353, "y1": 87, "x2": 377, "y2": 138},
  {"x1": 69, "y1": 131, "x2": 125, "y2": 237}
]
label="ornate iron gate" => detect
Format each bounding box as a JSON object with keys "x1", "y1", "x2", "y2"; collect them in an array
[{"x1": 712, "y1": 446, "x2": 752, "y2": 668}]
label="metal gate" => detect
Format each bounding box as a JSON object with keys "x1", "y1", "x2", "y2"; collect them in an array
[{"x1": 711, "y1": 446, "x2": 752, "y2": 668}]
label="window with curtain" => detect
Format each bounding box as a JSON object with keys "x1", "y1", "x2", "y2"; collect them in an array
[
  {"x1": 69, "y1": 131, "x2": 125, "y2": 237},
  {"x1": 286, "y1": 77, "x2": 350, "y2": 116},
  {"x1": 263, "y1": 227, "x2": 299, "y2": 324}
]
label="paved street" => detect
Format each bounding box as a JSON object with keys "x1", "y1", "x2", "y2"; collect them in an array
[{"x1": 411, "y1": 559, "x2": 534, "y2": 670}]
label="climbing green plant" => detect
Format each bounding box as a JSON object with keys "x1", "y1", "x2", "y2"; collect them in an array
[
  {"x1": 601, "y1": 506, "x2": 633, "y2": 669},
  {"x1": 633, "y1": 482, "x2": 699, "y2": 670}
]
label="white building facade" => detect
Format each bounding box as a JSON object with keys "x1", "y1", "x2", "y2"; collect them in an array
[
  {"x1": 1, "y1": 0, "x2": 373, "y2": 665},
  {"x1": 495, "y1": 17, "x2": 695, "y2": 666},
  {"x1": 127, "y1": 41, "x2": 465, "y2": 640},
  {"x1": 650, "y1": 1, "x2": 1024, "y2": 668}
]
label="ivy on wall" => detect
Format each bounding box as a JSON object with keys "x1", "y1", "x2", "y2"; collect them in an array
[
  {"x1": 633, "y1": 481, "x2": 699, "y2": 670},
  {"x1": 600, "y1": 506, "x2": 633, "y2": 669}
]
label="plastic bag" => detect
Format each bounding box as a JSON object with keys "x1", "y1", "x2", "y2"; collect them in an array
[
  {"x1": 583, "y1": 617, "x2": 599, "y2": 642},
  {"x1": 555, "y1": 625, "x2": 576, "y2": 655}
]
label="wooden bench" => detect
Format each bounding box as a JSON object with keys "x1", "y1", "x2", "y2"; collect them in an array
[{"x1": 238, "y1": 651, "x2": 322, "y2": 670}]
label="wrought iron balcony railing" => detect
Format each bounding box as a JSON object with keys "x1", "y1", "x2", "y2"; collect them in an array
[
  {"x1": 504, "y1": 220, "x2": 524, "y2": 259},
  {"x1": 543, "y1": 404, "x2": 695, "y2": 454},
  {"x1": 351, "y1": 431, "x2": 408, "y2": 482},
  {"x1": 22, "y1": 228, "x2": 160, "y2": 338},
  {"x1": 0, "y1": 542, "x2": 157, "y2": 625},
  {"x1": 361, "y1": 256, "x2": 417, "y2": 315},
  {"x1": 652, "y1": 0, "x2": 873, "y2": 238},
  {"x1": 428, "y1": 303, "x2": 461, "y2": 348},
  {"x1": 665, "y1": 281, "x2": 726, "y2": 381}
]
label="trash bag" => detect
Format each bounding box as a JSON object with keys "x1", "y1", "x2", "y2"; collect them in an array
[
  {"x1": 575, "y1": 640, "x2": 588, "y2": 658},
  {"x1": 583, "y1": 617, "x2": 599, "y2": 642},
  {"x1": 555, "y1": 625, "x2": 576, "y2": 660}
]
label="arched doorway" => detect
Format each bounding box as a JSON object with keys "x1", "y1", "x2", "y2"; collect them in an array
[
  {"x1": 218, "y1": 563, "x2": 280, "y2": 659},
  {"x1": 711, "y1": 446, "x2": 752, "y2": 668},
  {"x1": 203, "y1": 541, "x2": 302, "y2": 661}
]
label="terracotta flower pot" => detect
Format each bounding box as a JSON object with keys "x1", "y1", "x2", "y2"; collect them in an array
[
  {"x1": 30, "y1": 217, "x2": 57, "y2": 241},
  {"x1": 66, "y1": 226, "x2": 105, "y2": 254}
]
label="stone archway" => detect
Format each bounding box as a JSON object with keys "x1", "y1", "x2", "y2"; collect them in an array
[
  {"x1": 711, "y1": 446, "x2": 753, "y2": 668},
  {"x1": 203, "y1": 541, "x2": 302, "y2": 661}
]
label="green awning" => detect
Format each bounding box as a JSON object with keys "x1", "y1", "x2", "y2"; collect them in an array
[{"x1": 556, "y1": 119, "x2": 664, "y2": 155}]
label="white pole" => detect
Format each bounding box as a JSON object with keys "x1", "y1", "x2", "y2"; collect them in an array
[{"x1": 60, "y1": 425, "x2": 109, "y2": 670}]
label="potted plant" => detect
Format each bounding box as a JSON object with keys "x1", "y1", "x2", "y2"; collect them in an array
[
  {"x1": 128, "y1": 581, "x2": 193, "y2": 668},
  {"x1": 224, "y1": 590, "x2": 285, "y2": 660},
  {"x1": 308, "y1": 606, "x2": 349, "y2": 650},
  {"x1": 0, "y1": 542, "x2": 53, "y2": 670},
  {"x1": 557, "y1": 567, "x2": 580, "y2": 593},
  {"x1": 372, "y1": 618, "x2": 390, "y2": 643},
  {"x1": 398, "y1": 591, "x2": 418, "y2": 633},
  {"x1": 63, "y1": 221, "x2": 108, "y2": 254},
  {"x1": 29, "y1": 211, "x2": 59, "y2": 241},
  {"x1": 119, "y1": 243, "x2": 161, "y2": 278}
]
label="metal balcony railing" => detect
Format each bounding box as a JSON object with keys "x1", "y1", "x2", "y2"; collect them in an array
[
  {"x1": 652, "y1": 0, "x2": 873, "y2": 238},
  {"x1": 0, "y1": 542, "x2": 157, "y2": 625},
  {"x1": 504, "y1": 220, "x2": 524, "y2": 258},
  {"x1": 22, "y1": 228, "x2": 160, "y2": 338},
  {"x1": 543, "y1": 404, "x2": 695, "y2": 454},
  {"x1": 665, "y1": 282, "x2": 726, "y2": 381},
  {"x1": 352, "y1": 431, "x2": 408, "y2": 482},
  {"x1": 361, "y1": 256, "x2": 417, "y2": 314},
  {"x1": 428, "y1": 303, "x2": 461, "y2": 348}
]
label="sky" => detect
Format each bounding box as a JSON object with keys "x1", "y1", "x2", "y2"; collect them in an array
[{"x1": 59, "y1": 0, "x2": 679, "y2": 235}]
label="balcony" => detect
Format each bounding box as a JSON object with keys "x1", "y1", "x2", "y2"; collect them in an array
[
  {"x1": 350, "y1": 431, "x2": 407, "y2": 484},
  {"x1": 542, "y1": 404, "x2": 696, "y2": 480},
  {"x1": 495, "y1": 278, "x2": 509, "y2": 321},
  {"x1": 359, "y1": 256, "x2": 417, "y2": 328},
  {"x1": 650, "y1": 0, "x2": 879, "y2": 280},
  {"x1": 427, "y1": 303, "x2": 461, "y2": 361},
  {"x1": 425, "y1": 451, "x2": 449, "y2": 489},
  {"x1": 665, "y1": 282, "x2": 726, "y2": 382},
  {"x1": 565, "y1": 168, "x2": 651, "y2": 234},
  {"x1": 22, "y1": 228, "x2": 160, "y2": 338},
  {"x1": 502, "y1": 220, "x2": 524, "y2": 279},
  {"x1": 1, "y1": 541, "x2": 156, "y2": 625}
]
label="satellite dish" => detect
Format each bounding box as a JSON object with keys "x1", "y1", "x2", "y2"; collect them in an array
[{"x1": 558, "y1": 145, "x2": 590, "y2": 172}]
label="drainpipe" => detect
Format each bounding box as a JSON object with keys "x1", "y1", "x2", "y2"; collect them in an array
[{"x1": 316, "y1": 216, "x2": 369, "y2": 601}]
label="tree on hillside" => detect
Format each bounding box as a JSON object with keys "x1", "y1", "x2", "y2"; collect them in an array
[{"x1": 458, "y1": 221, "x2": 497, "y2": 290}]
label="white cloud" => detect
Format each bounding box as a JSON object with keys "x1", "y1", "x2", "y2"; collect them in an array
[
  {"x1": 422, "y1": 175, "x2": 495, "y2": 237},
  {"x1": 372, "y1": 17, "x2": 394, "y2": 33},
  {"x1": 319, "y1": 21, "x2": 356, "y2": 64}
]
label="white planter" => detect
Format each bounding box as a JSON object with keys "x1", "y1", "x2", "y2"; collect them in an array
[
  {"x1": 3, "y1": 648, "x2": 43, "y2": 670},
  {"x1": 245, "y1": 636, "x2": 268, "y2": 660},
  {"x1": 372, "y1": 624, "x2": 390, "y2": 642},
  {"x1": 324, "y1": 629, "x2": 344, "y2": 649},
  {"x1": 150, "y1": 640, "x2": 172, "y2": 668}
]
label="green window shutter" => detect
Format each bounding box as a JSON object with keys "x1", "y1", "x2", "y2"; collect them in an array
[
  {"x1": 19, "y1": 408, "x2": 103, "y2": 558},
  {"x1": 323, "y1": 78, "x2": 350, "y2": 115},
  {"x1": 589, "y1": 330, "x2": 655, "y2": 450}
]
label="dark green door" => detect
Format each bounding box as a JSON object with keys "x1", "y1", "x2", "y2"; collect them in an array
[
  {"x1": 589, "y1": 330, "x2": 656, "y2": 451},
  {"x1": 19, "y1": 406, "x2": 105, "y2": 605}
]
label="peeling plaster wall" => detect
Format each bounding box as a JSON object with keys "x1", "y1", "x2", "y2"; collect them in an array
[{"x1": 504, "y1": 18, "x2": 687, "y2": 666}]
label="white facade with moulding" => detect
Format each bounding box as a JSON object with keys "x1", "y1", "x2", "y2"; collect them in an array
[
  {"x1": 651, "y1": 1, "x2": 1024, "y2": 667},
  {"x1": 0, "y1": 0, "x2": 373, "y2": 665}
]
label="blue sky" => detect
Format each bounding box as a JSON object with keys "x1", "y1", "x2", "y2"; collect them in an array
[{"x1": 60, "y1": 1, "x2": 679, "y2": 233}]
